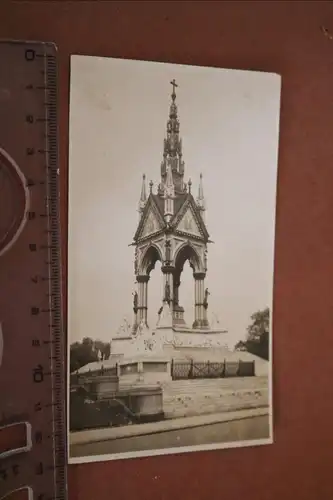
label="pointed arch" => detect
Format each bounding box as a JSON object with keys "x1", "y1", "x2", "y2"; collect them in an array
[
  {"x1": 139, "y1": 243, "x2": 163, "y2": 275},
  {"x1": 173, "y1": 242, "x2": 203, "y2": 275}
]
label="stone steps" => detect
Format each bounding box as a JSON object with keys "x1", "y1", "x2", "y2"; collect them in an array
[
  {"x1": 162, "y1": 376, "x2": 268, "y2": 395},
  {"x1": 163, "y1": 390, "x2": 269, "y2": 418},
  {"x1": 162, "y1": 376, "x2": 269, "y2": 419}
]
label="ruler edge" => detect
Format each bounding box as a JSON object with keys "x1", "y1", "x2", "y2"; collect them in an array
[
  {"x1": 0, "y1": 39, "x2": 58, "y2": 52},
  {"x1": 43, "y1": 45, "x2": 69, "y2": 499}
]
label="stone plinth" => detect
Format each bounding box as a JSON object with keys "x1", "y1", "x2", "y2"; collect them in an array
[
  {"x1": 118, "y1": 385, "x2": 164, "y2": 421},
  {"x1": 87, "y1": 375, "x2": 119, "y2": 401},
  {"x1": 172, "y1": 304, "x2": 186, "y2": 326},
  {"x1": 156, "y1": 301, "x2": 173, "y2": 329}
]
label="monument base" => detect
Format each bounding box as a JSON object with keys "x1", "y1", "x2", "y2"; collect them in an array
[
  {"x1": 111, "y1": 302, "x2": 228, "y2": 358},
  {"x1": 155, "y1": 325, "x2": 228, "y2": 351},
  {"x1": 75, "y1": 305, "x2": 268, "y2": 387},
  {"x1": 110, "y1": 329, "x2": 230, "y2": 365}
]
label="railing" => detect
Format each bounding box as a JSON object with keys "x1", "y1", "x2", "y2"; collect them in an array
[{"x1": 171, "y1": 359, "x2": 255, "y2": 380}]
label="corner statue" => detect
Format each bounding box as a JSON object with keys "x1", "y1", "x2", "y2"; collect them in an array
[
  {"x1": 203, "y1": 288, "x2": 210, "y2": 309},
  {"x1": 164, "y1": 282, "x2": 171, "y2": 303},
  {"x1": 133, "y1": 291, "x2": 138, "y2": 311}
]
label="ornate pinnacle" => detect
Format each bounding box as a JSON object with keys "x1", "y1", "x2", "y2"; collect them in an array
[
  {"x1": 140, "y1": 174, "x2": 146, "y2": 200},
  {"x1": 197, "y1": 173, "x2": 205, "y2": 206},
  {"x1": 197, "y1": 173, "x2": 206, "y2": 219},
  {"x1": 139, "y1": 173, "x2": 147, "y2": 212}
]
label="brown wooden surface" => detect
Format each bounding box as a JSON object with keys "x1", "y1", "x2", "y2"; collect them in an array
[{"x1": 1, "y1": 1, "x2": 333, "y2": 499}]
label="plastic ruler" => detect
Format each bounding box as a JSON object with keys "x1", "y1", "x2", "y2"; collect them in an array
[{"x1": 0, "y1": 41, "x2": 67, "y2": 500}]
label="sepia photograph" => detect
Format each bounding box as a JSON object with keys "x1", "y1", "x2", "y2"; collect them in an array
[{"x1": 67, "y1": 55, "x2": 281, "y2": 463}]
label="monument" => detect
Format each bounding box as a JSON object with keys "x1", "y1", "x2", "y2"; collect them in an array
[{"x1": 112, "y1": 80, "x2": 228, "y2": 356}]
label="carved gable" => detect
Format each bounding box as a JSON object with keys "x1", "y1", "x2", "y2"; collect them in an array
[
  {"x1": 134, "y1": 194, "x2": 166, "y2": 242},
  {"x1": 176, "y1": 206, "x2": 201, "y2": 237},
  {"x1": 140, "y1": 207, "x2": 162, "y2": 239}
]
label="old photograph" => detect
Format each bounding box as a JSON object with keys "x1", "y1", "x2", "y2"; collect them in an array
[{"x1": 67, "y1": 55, "x2": 281, "y2": 463}]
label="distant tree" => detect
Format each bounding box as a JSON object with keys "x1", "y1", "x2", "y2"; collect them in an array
[
  {"x1": 70, "y1": 337, "x2": 112, "y2": 372},
  {"x1": 70, "y1": 337, "x2": 98, "y2": 373},
  {"x1": 93, "y1": 339, "x2": 111, "y2": 361},
  {"x1": 235, "y1": 307, "x2": 269, "y2": 360},
  {"x1": 234, "y1": 340, "x2": 247, "y2": 351},
  {"x1": 103, "y1": 342, "x2": 111, "y2": 360}
]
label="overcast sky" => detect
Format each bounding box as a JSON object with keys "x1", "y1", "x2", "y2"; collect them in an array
[{"x1": 68, "y1": 55, "x2": 281, "y2": 348}]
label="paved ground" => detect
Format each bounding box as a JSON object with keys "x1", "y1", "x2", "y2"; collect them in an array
[
  {"x1": 69, "y1": 376, "x2": 271, "y2": 460},
  {"x1": 69, "y1": 407, "x2": 271, "y2": 459}
]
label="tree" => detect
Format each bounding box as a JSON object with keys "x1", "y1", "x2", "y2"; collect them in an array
[
  {"x1": 70, "y1": 337, "x2": 112, "y2": 373},
  {"x1": 235, "y1": 307, "x2": 269, "y2": 360},
  {"x1": 70, "y1": 337, "x2": 98, "y2": 373},
  {"x1": 93, "y1": 339, "x2": 111, "y2": 361},
  {"x1": 103, "y1": 342, "x2": 111, "y2": 360}
]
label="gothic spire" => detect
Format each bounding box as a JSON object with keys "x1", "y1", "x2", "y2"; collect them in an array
[
  {"x1": 197, "y1": 173, "x2": 206, "y2": 220},
  {"x1": 138, "y1": 173, "x2": 147, "y2": 213},
  {"x1": 159, "y1": 80, "x2": 185, "y2": 195},
  {"x1": 164, "y1": 164, "x2": 175, "y2": 222}
]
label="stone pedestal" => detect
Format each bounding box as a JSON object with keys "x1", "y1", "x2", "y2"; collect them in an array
[
  {"x1": 156, "y1": 301, "x2": 173, "y2": 329},
  {"x1": 173, "y1": 304, "x2": 186, "y2": 326}
]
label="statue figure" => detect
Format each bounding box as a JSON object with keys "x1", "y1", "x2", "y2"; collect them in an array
[
  {"x1": 144, "y1": 338, "x2": 154, "y2": 351},
  {"x1": 134, "y1": 248, "x2": 138, "y2": 275},
  {"x1": 138, "y1": 319, "x2": 145, "y2": 335},
  {"x1": 164, "y1": 282, "x2": 171, "y2": 303},
  {"x1": 203, "y1": 287, "x2": 210, "y2": 309},
  {"x1": 184, "y1": 214, "x2": 192, "y2": 231},
  {"x1": 133, "y1": 291, "x2": 138, "y2": 310},
  {"x1": 204, "y1": 248, "x2": 208, "y2": 271}
]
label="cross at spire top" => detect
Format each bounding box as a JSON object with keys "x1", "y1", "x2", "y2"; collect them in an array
[{"x1": 170, "y1": 79, "x2": 178, "y2": 100}]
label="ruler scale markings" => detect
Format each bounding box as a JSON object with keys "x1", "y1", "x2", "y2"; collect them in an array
[{"x1": 0, "y1": 41, "x2": 67, "y2": 500}]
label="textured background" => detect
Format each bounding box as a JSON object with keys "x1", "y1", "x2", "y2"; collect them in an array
[{"x1": 1, "y1": 1, "x2": 333, "y2": 499}]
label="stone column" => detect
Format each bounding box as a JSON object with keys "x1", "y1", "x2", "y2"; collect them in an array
[
  {"x1": 173, "y1": 276, "x2": 180, "y2": 306},
  {"x1": 136, "y1": 275, "x2": 149, "y2": 326},
  {"x1": 193, "y1": 272, "x2": 206, "y2": 328},
  {"x1": 161, "y1": 265, "x2": 174, "y2": 309}
]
